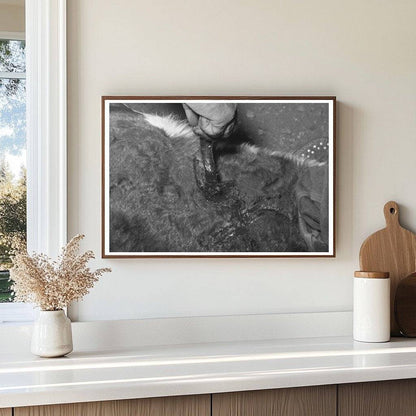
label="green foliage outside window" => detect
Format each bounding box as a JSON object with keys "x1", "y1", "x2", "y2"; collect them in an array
[{"x1": 0, "y1": 161, "x2": 26, "y2": 302}]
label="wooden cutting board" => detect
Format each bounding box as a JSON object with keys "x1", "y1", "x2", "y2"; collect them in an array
[
  {"x1": 395, "y1": 272, "x2": 416, "y2": 337},
  {"x1": 359, "y1": 201, "x2": 416, "y2": 335}
]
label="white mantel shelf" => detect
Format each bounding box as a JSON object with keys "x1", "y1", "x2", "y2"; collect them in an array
[{"x1": 2, "y1": 335, "x2": 416, "y2": 408}]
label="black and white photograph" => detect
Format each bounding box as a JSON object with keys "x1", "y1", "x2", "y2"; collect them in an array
[{"x1": 102, "y1": 97, "x2": 335, "y2": 257}]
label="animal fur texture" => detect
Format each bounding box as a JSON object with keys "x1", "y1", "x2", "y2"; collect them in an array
[{"x1": 109, "y1": 104, "x2": 328, "y2": 253}]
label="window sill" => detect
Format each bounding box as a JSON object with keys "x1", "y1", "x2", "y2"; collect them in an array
[{"x1": 0, "y1": 303, "x2": 35, "y2": 324}]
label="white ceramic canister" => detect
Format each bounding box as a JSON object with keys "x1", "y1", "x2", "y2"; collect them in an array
[
  {"x1": 31, "y1": 310, "x2": 73, "y2": 357},
  {"x1": 353, "y1": 271, "x2": 390, "y2": 342}
]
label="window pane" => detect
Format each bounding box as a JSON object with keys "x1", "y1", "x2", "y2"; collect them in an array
[
  {"x1": 0, "y1": 76, "x2": 26, "y2": 303},
  {"x1": 0, "y1": 39, "x2": 25, "y2": 73},
  {"x1": 0, "y1": 78, "x2": 26, "y2": 153}
]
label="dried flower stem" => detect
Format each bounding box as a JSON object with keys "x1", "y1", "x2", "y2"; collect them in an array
[{"x1": 10, "y1": 234, "x2": 111, "y2": 310}]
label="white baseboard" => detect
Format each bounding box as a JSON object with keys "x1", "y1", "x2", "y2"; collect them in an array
[{"x1": 0, "y1": 311, "x2": 352, "y2": 353}]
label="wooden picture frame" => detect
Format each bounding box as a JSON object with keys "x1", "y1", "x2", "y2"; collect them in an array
[{"x1": 102, "y1": 96, "x2": 336, "y2": 258}]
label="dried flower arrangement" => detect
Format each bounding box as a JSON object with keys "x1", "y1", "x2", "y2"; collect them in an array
[{"x1": 10, "y1": 234, "x2": 111, "y2": 311}]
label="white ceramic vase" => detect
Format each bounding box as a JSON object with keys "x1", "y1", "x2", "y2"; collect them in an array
[{"x1": 31, "y1": 310, "x2": 73, "y2": 357}]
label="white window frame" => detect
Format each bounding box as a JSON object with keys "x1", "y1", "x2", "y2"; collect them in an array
[{"x1": 0, "y1": 0, "x2": 67, "y2": 323}]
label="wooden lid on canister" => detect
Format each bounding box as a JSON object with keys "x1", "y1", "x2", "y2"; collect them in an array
[{"x1": 354, "y1": 271, "x2": 390, "y2": 279}]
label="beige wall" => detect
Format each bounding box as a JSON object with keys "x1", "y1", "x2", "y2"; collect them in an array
[
  {"x1": 67, "y1": 0, "x2": 416, "y2": 321},
  {"x1": 0, "y1": 4, "x2": 24, "y2": 33}
]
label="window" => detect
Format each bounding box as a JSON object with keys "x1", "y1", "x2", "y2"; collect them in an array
[
  {"x1": 0, "y1": 33, "x2": 26, "y2": 306},
  {"x1": 0, "y1": 0, "x2": 67, "y2": 324}
]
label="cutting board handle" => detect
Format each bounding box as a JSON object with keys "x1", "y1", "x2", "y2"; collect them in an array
[{"x1": 384, "y1": 201, "x2": 400, "y2": 228}]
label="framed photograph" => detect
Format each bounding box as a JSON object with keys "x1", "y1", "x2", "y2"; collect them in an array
[{"x1": 102, "y1": 96, "x2": 336, "y2": 258}]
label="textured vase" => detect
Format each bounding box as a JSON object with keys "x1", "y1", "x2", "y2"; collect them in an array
[{"x1": 31, "y1": 310, "x2": 73, "y2": 357}]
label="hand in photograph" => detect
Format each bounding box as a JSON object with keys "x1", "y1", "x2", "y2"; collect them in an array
[{"x1": 183, "y1": 103, "x2": 237, "y2": 140}]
